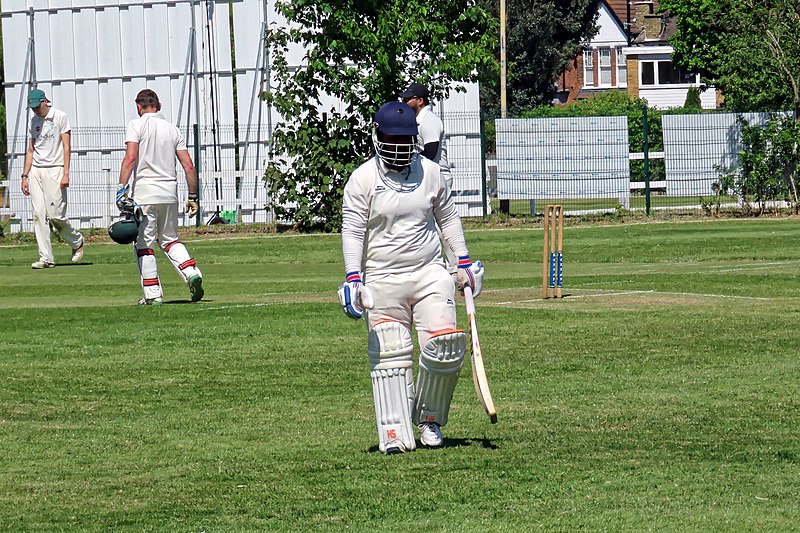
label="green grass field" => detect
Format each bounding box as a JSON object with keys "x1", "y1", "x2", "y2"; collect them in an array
[{"x1": 1, "y1": 218, "x2": 799, "y2": 531}]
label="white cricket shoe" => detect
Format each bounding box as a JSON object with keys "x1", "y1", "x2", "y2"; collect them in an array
[
  {"x1": 71, "y1": 239, "x2": 85, "y2": 263},
  {"x1": 31, "y1": 260, "x2": 55, "y2": 269},
  {"x1": 418, "y1": 422, "x2": 443, "y2": 447},
  {"x1": 383, "y1": 439, "x2": 408, "y2": 454},
  {"x1": 138, "y1": 297, "x2": 163, "y2": 306}
]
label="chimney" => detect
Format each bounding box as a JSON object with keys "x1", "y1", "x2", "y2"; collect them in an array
[
  {"x1": 632, "y1": 1, "x2": 657, "y2": 39},
  {"x1": 643, "y1": 14, "x2": 663, "y2": 40},
  {"x1": 634, "y1": 0, "x2": 654, "y2": 20}
]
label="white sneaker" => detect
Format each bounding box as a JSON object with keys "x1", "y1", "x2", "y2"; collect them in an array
[
  {"x1": 31, "y1": 261, "x2": 55, "y2": 269},
  {"x1": 383, "y1": 439, "x2": 408, "y2": 454},
  {"x1": 418, "y1": 422, "x2": 443, "y2": 447},
  {"x1": 71, "y1": 239, "x2": 85, "y2": 263},
  {"x1": 138, "y1": 297, "x2": 163, "y2": 306}
]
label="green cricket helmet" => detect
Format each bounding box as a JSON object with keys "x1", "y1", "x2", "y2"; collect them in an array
[{"x1": 108, "y1": 217, "x2": 140, "y2": 244}]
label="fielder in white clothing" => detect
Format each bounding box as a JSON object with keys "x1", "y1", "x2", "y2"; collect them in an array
[
  {"x1": 400, "y1": 82, "x2": 451, "y2": 186},
  {"x1": 338, "y1": 101, "x2": 484, "y2": 454},
  {"x1": 20, "y1": 89, "x2": 85, "y2": 269},
  {"x1": 117, "y1": 89, "x2": 204, "y2": 306},
  {"x1": 400, "y1": 82, "x2": 457, "y2": 275}
]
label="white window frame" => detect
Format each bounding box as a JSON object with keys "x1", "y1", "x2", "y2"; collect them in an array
[
  {"x1": 640, "y1": 59, "x2": 700, "y2": 87},
  {"x1": 583, "y1": 50, "x2": 594, "y2": 88},
  {"x1": 598, "y1": 47, "x2": 612, "y2": 86},
  {"x1": 616, "y1": 48, "x2": 627, "y2": 87}
]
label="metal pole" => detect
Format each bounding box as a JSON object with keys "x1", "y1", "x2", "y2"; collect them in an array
[
  {"x1": 194, "y1": 124, "x2": 202, "y2": 227},
  {"x1": 626, "y1": 0, "x2": 632, "y2": 46},
  {"x1": 28, "y1": 8, "x2": 36, "y2": 86},
  {"x1": 643, "y1": 106, "x2": 651, "y2": 216},
  {"x1": 499, "y1": 0, "x2": 507, "y2": 118},
  {"x1": 191, "y1": 1, "x2": 203, "y2": 227},
  {"x1": 479, "y1": 111, "x2": 488, "y2": 217},
  {"x1": 191, "y1": 1, "x2": 201, "y2": 130}
]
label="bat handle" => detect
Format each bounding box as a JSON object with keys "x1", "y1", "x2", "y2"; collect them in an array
[{"x1": 464, "y1": 285, "x2": 476, "y2": 316}]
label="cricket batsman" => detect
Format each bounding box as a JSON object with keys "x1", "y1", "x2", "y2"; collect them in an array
[{"x1": 338, "y1": 100, "x2": 484, "y2": 454}]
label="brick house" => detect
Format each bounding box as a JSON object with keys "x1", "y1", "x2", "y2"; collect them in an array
[{"x1": 555, "y1": 0, "x2": 717, "y2": 109}]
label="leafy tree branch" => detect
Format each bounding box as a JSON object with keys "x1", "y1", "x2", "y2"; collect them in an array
[{"x1": 265, "y1": 0, "x2": 496, "y2": 230}]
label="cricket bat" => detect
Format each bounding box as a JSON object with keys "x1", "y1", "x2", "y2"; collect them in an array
[{"x1": 463, "y1": 286, "x2": 498, "y2": 424}]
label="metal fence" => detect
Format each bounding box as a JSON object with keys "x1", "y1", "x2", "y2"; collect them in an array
[
  {"x1": 443, "y1": 111, "x2": 486, "y2": 217},
  {"x1": 491, "y1": 111, "x2": 790, "y2": 216},
  {"x1": 3, "y1": 110, "x2": 789, "y2": 231}
]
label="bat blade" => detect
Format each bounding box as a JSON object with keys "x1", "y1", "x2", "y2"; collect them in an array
[{"x1": 464, "y1": 286, "x2": 497, "y2": 424}]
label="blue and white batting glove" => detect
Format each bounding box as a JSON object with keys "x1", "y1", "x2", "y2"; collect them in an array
[
  {"x1": 116, "y1": 183, "x2": 130, "y2": 211},
  {"x1": 337, "y1": 271, "x2": 374, "y2": 320},
  {"x1": 457, "y1": 257, "x2": 485, "y2": 297}
]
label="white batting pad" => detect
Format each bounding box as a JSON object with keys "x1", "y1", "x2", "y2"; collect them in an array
[
  {"x1": 413, "y1": 330, "x2": 466, "y2": 427},
  {"x1": 136, "y1": 248, "x2": 163, "y2": 301},
  {"x1": 368, "y1": 321, "x2": 416, "y2": 453},
  {"x1": 163, "y1": 241, "x2": 201, "y2": 283}
]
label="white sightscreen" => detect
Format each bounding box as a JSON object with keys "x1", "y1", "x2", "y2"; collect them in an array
[
  {"x1": 495, "y1": 116, "x2": 630, "y2": 202},
  {"x1": 662, "y1": 112, "x2": 794, "y2": 197},
  {"x1": 2, "y1": 0, "x2": 276, "y2": 230}
]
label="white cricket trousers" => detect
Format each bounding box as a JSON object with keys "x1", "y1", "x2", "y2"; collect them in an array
[
  {"x1": 365, "y1": 263, "x2": 457, "y2": 347},
  {"x1": 28, "y1": 166, "x2": 83, "y2": 264},
  {"x1": 135, "y1": 203, "x2": 202, "y2": 300}
]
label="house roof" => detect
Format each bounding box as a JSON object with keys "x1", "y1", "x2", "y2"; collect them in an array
[{"x1": 606, "y1": 0, "x2": 631, "y2": 23}]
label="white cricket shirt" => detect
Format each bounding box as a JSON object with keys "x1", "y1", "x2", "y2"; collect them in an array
[
  {"x1": 125, "y1": 112, "x2": 187, "y2": 204},
  {"x1": 416, "y1": 105, "x2": 451, "y2": 187},
  {"x1": 30, "y1": 107, "x2": 70, "y2": 167},
  {"x1": 341, "y1": 155, "x2": 468, "y2": 281}
]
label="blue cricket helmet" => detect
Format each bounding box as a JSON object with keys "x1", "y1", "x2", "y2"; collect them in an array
[
  {"x1": 373, "y1": 101, "x2": 418, "y2": 136},
  {"x1": 372, "y1": 101, "x2": 419, "y2": 169}
]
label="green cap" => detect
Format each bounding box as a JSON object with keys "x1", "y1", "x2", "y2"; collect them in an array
[{"x1": 27, "y1": 89, "x2": 47, "y2": 109}]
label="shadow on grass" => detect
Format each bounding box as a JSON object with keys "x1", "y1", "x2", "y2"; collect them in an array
[{"x1": 367, "y1": 436, "x2": 498, "y2": 454}]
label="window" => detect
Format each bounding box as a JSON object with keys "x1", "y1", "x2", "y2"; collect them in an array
[
  {"x1": 658, "y1": 62, "x2": 695, "y2": 84},
  {"x1": 616, "y1": 48, "x2": 627, "y2": 87},
  {"x1": 583, "y1": 50, "x2": 594, "y2": 87},
  {"x1": 641, "y1": 60, "x2": 698, "y2": 86},
  {"x1": 641, "y1": 62, "x2": 655, "y2": 85},
  {"x1": 599, "y1": 48, "x2": 612, "y2": 85}
]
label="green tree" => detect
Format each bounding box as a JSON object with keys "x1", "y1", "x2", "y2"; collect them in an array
[
  {"x1": 719, "y1": 115, "x2": 800, "y2": 214},
  {"x1": 684, "y1": 86, "x2": 702, "y2": 110},
  {"x1": 265, "y1": 0, "x2": 496, "y2": 231},
  {"x1": 661, "y1": 0, "x2": 800, "y2": 114},
  {"x1": 478, "y1": 0, "x2": 601, "y2": 118}
]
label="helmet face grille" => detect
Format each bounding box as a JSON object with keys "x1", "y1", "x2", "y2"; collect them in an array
[{"x1": 372, "y1": 129, "x2": 417, "y2": 169}]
